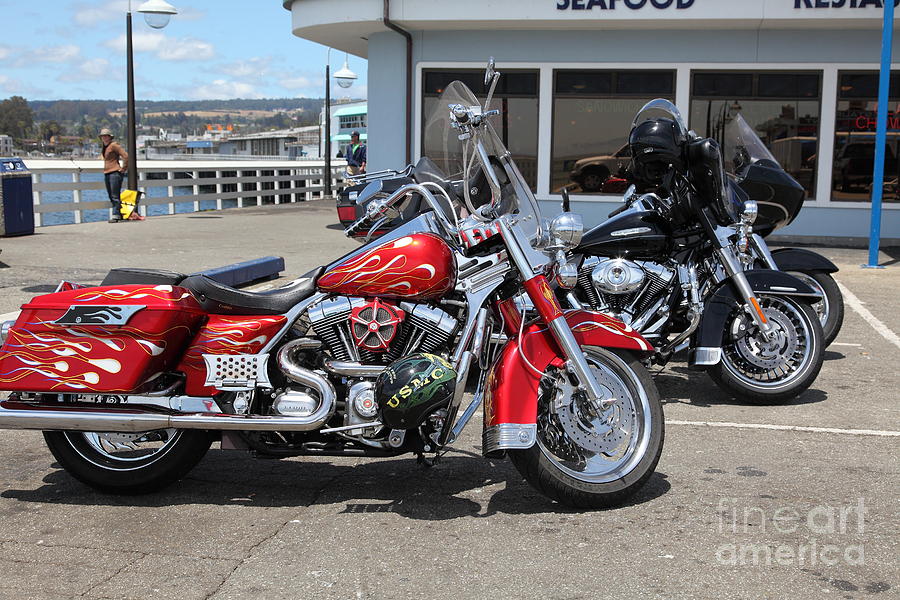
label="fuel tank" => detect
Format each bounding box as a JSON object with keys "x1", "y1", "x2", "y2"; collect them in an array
[
  {"x1": 317, "y1": 232, "x2": 456, "y2": 300},
  {"x1": 576, "y1": 205, "x2": 671, "y2": 259}
]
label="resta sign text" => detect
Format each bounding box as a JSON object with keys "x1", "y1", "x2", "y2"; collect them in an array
[{"x1": 556, "y1": 0, "x2": 694, "y2": 8}]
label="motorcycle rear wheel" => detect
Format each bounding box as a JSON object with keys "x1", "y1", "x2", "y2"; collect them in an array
[
  {"x1": 44, "y1": 429, "x2": 213, "y2": 495},
  {"x1": 508, "y1": 347, "x2": 664, "y2": 509},
  {"x1": 709, "y1": 294, "x2": 824, "y2": 404}
]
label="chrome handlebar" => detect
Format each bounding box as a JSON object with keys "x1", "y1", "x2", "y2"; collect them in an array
[{"x1": 345, "y1": 182, "x2": 458, "y2": 239}]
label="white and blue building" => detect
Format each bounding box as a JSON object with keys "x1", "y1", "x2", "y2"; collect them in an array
[{"x1": 283, "y1": 0, "x2": 900, "y2": 242}]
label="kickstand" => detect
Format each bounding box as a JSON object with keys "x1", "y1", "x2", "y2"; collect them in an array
[{"x1": 416, "y1": 453, "x2": 441, "y2": 468}]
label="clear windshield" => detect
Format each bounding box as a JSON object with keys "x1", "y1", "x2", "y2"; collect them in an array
[
  {"x1": 423, "y1": 80, "x2": 542, "y2": 241},
  {"x1": 723, "y1": 113, "x2": 779, "y2": 175}
]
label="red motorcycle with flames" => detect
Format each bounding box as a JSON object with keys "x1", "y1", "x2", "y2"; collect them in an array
[{"x1": 0, "y1": 64, "x2": 663, "y2": 508}]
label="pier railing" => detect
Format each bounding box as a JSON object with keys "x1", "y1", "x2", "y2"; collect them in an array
[{"x1": 26, "y1": 158, "x2": 348, "y2": 227}]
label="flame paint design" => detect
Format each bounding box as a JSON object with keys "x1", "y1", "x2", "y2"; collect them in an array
[
  {"x1": 318, "y1": 234, "x2": 454, "y2": 299},
  {"x1": 179, "y1": 316, "x2": 286, "y2": 375},
  {"x1": 72, "y1": 285, "x2": 192, "y2": 303},
  {"x1": 0, "y1": 317, "x2": 194, "y2": 392}
]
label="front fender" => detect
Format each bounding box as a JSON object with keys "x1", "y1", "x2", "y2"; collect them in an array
[
  {"x1": 482, "y1": 310, "x2": 651, "y2": 456},
  {"x1": 771, "y1": 248, "x2": 838, "y2": 273},
  {"x1": 691, "y1": 270, "x2": 820, "y2": 368}
]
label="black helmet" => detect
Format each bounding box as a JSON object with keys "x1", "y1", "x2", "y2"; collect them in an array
[
  {"x1": 628, "y1": 117, "x2": 686, "y2": 186},
  {"x1": 375, "y1": 353, "x2": 457, "y2": 430}
]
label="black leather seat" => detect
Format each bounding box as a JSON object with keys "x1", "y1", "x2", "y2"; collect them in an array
[
  {"x1": 101, "y1": 268, "x2": 187, "y2": 287},
  {"x1": 179, "y1": 267, "x2": 324, "y2": 315}
]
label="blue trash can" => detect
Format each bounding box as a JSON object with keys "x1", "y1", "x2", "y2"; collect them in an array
[{"x1": 0, "y1": 158, "x2": 35, "y2": 236}]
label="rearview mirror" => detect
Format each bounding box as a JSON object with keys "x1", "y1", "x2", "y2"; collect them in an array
[
  {"x1": 484, "y1": 57, "x2": 496, "y2": 87},
  {"x1": 355, "y1": 180, "x2": 384, "y2": 206}
]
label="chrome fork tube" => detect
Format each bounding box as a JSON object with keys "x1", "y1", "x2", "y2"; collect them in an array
[
  {"x1": 498, "y1": 219, "x2": 614, "y2": 409},
  {"x1": 750, "y1": 233, "x2": 779, "y2": 270},
  {"x1": 716, "y1": 245, "x2": 775, "y2": 339}
]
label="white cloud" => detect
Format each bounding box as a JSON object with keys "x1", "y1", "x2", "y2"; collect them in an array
[
  {"x1": 158, "y1": 38, "x2": 214, "y2": 61},
  {"x1": 0, "y1": 46, "x2": 9, "y2": 61},
  {"x1": 106, "y1": 32, "x2": 214, "y2": 62},
  {"x1": 221, "y1": 57, "x2": 273, "y2": 79},
  {"x1": 23, "y1": 45, "x2": 82, "y2": 65},
  {"x1": 72, "y1": 1, "x2": 128, "y2": 27},
  {"x1": 280, "y1": 76, "x2": 314, "y2": 91},
  {"x1": 189, "y1": 79, "x2": 262, "y2": 100},
  {"x1": 58, "y1": 58, "x2": 111, "y2": 83}
]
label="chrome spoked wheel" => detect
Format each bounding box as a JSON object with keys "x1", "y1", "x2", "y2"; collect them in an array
[
  {"x1": 44, "y1": 428, "x2": 212, "y2": 494},
  {"x1": 79, "y1": 429, "x2": 182, "y2": 468},
  {"x1": 536, "y1": 348, "x2": 653, "y2": 484}
]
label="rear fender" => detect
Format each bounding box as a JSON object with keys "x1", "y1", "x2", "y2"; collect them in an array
[
  {"x1": 691, "y1": 270, "x2": 820, "y2": 369},
  {"x1": 482, "y1": 310, "x2": 651, "y2": 456},
  {"x1": 770, "y1": 248, "x2": 839, "y2": 273}
]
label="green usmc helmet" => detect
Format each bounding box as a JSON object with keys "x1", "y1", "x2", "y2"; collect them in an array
[{"x1": 375, "y1": 353, "x2": 457, "y2": 430}]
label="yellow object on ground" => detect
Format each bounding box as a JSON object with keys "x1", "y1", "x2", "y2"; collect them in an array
[{"x1": 119, "y1": 189, "x2": 141, "y2": 220}]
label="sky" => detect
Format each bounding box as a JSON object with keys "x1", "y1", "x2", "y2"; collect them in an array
[{"x1": 0, "y1": 0, "x2": 368, "y2": 101}]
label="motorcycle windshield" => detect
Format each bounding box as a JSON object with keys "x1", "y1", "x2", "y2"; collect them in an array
[
  {"x1": 723, "y1": 113, "x2": 780, "y2": 175},
  {"x1": 426, "y1": 80, "x2": 542, "y2": 242}
]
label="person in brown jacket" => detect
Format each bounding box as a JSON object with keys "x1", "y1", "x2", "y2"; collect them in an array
[{"x1": 99, "y1": 128, "x2": 128, "y2": 222}]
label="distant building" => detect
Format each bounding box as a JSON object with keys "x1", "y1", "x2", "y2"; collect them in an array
[
  {"x1": 320, "y1": 101, "x2": 367, "y2": 159},
  {"x1": 0, "y1": 135, "x2": 13, "y2": 157},
  {"x1": 220, "y1": 125, "x2": 321, "y2": 158}
]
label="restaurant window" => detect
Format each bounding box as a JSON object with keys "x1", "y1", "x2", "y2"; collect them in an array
[
  {"x1": 551, "y1": 70, "x2": 675, "y2": 194},
  {"x1": 421, "y1": 69, "x2": 539, "y2": 191},
  {"x1": 689, "y1": 71, "x2": 822, "y2": 197},
  {"x1": 832, "y1": 71, "x2": 900, "y2": 203}
]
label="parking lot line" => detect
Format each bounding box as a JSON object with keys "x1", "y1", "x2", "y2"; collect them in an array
[
  {"x1": 836, "y1": 279, "x2": 900, "y2": 352},
  {"x1": 667, "y1": 419, "x2": 900, "y2": 437}
]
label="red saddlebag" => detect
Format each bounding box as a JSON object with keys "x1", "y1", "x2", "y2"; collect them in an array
[{"x1": 0, "y1": 285, "x2": 205, "y2": 393}]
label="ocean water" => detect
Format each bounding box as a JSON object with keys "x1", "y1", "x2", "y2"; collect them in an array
[{"x1": 38, "y1": 173, "x2": 229, "y2": 226}]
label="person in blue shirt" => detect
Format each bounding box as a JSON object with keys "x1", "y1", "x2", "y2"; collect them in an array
[{"x1": 344, "y1": 131, "x2": 367, "y2": 175}]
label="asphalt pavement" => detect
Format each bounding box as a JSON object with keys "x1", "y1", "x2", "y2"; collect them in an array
[{"x1": 0, "y1": 201, "x2": 896, "y2": 599}]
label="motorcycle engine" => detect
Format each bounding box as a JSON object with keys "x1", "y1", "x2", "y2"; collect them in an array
[
  {"x1": 308, "y1": 297, "x2": 459, "y2": 364},
  {"x1": 578, "y1": 257, "x2": 676, "y2": 326}
]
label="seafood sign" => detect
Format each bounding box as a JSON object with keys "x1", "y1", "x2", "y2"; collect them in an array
[
  {"x1": 178, "y1": 315, "x2": 286, "y2": 396},
  {"x1": 0, "y1": 285, "x2": 203, "y2": 393},
  {"x1": 318, "y1": 234, "x2": 455, "y2": 300}
]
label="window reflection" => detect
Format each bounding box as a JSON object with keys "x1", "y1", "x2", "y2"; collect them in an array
[
  {"x1": 551, "y1": 70, "x2": 675, "y2": 194},
  {"x1": 832, "y1": 71, "x2": 900, "y2": 203},
  {"x1": 689, "y1": 71, "x2": 821, "y2": 198},
  {"x1": 421, "y1": 70, "x2": 538, "y2": 191}
]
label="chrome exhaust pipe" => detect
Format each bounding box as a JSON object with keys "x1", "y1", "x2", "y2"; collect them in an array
[{"x1": 0, "y1": 338, "x2": 339, "y2": 434}]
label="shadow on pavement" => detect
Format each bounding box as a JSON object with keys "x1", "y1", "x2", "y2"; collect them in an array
[
  {"x1": 654, "y1": 365, "x2": 827, "y2": 408},
  {"x1": 1, "y1": 453, "x2": 671, "y2": 519}
]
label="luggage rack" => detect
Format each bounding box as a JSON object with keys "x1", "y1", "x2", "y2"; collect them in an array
[{"x1": 345, "y1": 165, "x2": 414, "y2": 187}]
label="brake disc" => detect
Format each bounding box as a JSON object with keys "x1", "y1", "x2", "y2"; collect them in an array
[
  {"x1": 551, "y1": 371, "x2": 634, "y2": 456},
  {"x1": 732, "y1": 304, "x2": 800, "y2": 370}
]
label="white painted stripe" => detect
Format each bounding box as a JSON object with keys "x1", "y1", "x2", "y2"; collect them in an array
[
  {"x1": 830, "y1": 342, "x2": 862, "y2": 347},
  {"x1": 666, "y1": 419, "x2": 900, "y2": 438},
  {"x1": 0, "y1": 311, "x2": 21, "y2": 322},
  {"x1": 836, "y1": 280, "x2": 900, "y2": 352}
]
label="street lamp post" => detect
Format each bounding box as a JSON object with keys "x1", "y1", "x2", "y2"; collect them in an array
[
  {"x1": 125, "y1": 0, "x2": 177, "y2": 192},
  {"x1": 323, "y1": 49, "x2": 357, "y2": 198}
]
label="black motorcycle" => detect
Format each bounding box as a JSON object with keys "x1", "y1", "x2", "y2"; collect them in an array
[
  {"x1": 722, "y1": 113, "x2": 843, "y2": 346},
  {"x1": 561, "y1": 100, "x2": 825, "y2": 404}
]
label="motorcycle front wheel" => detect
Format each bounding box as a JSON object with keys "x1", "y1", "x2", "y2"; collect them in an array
[
  {"x1": 508, "y1": 347, "x2": 664, "y2": 509},
  {"x1": 44, "y1": 429, "x2": 213, "y2": 494},
  {"x1": 785, "y1": 271, "x2": 844, "y2": 347},
  {"x1": 709, "y1": 294, "x2": 824, "y2": 404}
]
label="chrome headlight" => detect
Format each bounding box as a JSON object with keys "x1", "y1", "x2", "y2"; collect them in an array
[
  {"x1": 549, "y1": 212, "x2": 584, "y2": 250},
  {"x1": 741, "y1": 199, "x2": 758, "y2": 225}
]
